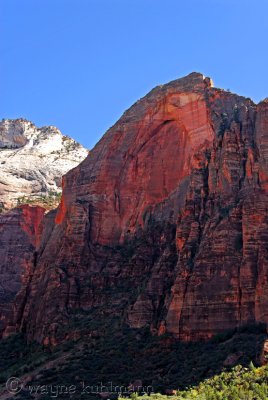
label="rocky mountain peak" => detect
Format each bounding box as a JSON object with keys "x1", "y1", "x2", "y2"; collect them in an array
[
  {"x1": 0, "y1": 119, "x2": 88, "y2": 210},
  {"x1": 1, "y1": 74, "x2": 268, "y2": 350}
]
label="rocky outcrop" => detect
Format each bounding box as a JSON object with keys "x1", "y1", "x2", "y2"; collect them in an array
[
  {"x1": 5, "y1": 73, "x2": 268, "y2": 344},
  {"x1": 0, "y1": 119, "x2": 88, "y2": 210},
  {"x1": 0, "y1": 119, "x2": 88, "y2": 334}
]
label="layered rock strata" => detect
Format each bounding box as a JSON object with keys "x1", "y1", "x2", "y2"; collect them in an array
[
  {"x1": 4, "y1": 73, "x2": 268, "y2": 344},
  {"x1": 0, "y1": 119, "x2": 88, "y2": 210}
]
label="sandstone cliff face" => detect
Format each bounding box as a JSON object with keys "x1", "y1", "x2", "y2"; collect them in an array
[
  {"x1": 0, "y1": 205, "x2": 45, "y2": 336},
  {"x1": 55, "y1": 73, "x2": 214, "y2": 243},
  {"x1": 0, "y1": 119, "x2": 88, "y2": 210},
  {"x1": 6, "y1": 73, "x2": 268, "y2": 344},
  {"x1": 0, "y1": 119, "x2": 88, "y2": 334}
]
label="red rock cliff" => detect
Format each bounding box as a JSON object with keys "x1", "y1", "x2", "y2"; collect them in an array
[
  {"x1": 0, "y1": 205, "x2": 45, "y2": 336},
  {"x1": 6, "y1": 73, "x2": 268, "y2": 344}
]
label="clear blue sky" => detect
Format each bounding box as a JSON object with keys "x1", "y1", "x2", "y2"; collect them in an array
[{"x1": 1, "y1": 0, "x2": 268, "y2": 149}]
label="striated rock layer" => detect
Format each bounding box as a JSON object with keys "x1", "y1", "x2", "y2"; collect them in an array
[
  {"x1": 0, "y1": 119, "x2": 88, "y2": 210},
  {"x1": 0, "y1": 119, "x2": 88, "y2": 334},
  {"x1": 5, "y1": 73, "x2": 268, "y2": 344},
  {"x1": 0, "y1": 205, "x2": 45, "y2": 335}
]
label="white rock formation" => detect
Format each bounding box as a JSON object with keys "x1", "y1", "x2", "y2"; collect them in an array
[{"x1": 0, "y1": 119, "x2": 89, "y2": 210}]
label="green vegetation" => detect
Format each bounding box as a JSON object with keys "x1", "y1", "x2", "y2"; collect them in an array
[
  {"x1": 123, "y1": 364, "x2": 268, "y2": 399},
  {"x1": 16, "y1": 190, "x2": 61, "y2": 208},
  {"x1": 0, "y1": 334, "x2": 52, "y2": 385},
  {"x1": 0, "y1": 315, "x2": 266, "y2": 399},
  {"x1": 62, "y1": 135, "x2": 82, "y2": 152}
]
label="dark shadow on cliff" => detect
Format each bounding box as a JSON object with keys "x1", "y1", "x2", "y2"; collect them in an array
[{"x1": 0, "y1": 314, "x2": 266, "y2": 399}]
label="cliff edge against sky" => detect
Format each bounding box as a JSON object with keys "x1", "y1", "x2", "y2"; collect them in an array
[{"x1": 2, "y1": 72, "x2": 267, "y2": 347}]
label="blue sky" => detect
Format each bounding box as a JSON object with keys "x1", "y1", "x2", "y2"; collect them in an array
[{"x1": 1, "y1": 0, "x2": 268, "y2": 149}]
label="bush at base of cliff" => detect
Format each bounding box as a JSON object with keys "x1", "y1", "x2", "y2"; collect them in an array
[
  {"x1": 0, "y1": 316, "x2": 267, "y2": 399},
  {"x1": 123, "y1": 364, "x2": 268, "y2": 400}
]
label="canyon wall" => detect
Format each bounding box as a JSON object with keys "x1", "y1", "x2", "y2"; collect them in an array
[
  {"x1": 0, "y1": 205, "x2": 45, "y2": 335},
  {"x1": 4, "y1": 73, "x2": 268, "y2": 344}
]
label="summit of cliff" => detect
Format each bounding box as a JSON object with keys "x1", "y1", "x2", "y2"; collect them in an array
[
  {"x1": 0, "y1": 72, "x2": 265, "y2": 344},
  {"x1": 0, "y1": 118, "x2": 88, "y2": 211},
  {"x1": 0, "y1": 72, "x2": 268, "y2": 396}
]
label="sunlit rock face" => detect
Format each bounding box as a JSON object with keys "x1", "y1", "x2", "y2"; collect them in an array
[
  {"x1": 0, "y1": 119, "x2": 88, "y2": 210},
  {"x1": 55, "y1": 73, "x2": 215, "y2": 244},
  {"x1": 5, "y1": 73, "x2": 268, "y2": 344},
  {"x1": 0, "y1": 119, "x2": 88, "y2": 335}
]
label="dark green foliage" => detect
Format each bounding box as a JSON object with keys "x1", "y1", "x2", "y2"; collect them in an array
[
  {"x1": 0, "y1": 334, "x2": 52, "y2": 385},
  {"x1": 128, "y1": 364, "x2": 268, "y2": 400},
  {"x1": 16, "y1": 190, "x2": 61, "y2": 207},
  {"x1": 0, "y1": 317, "x2": 266, "y2": 399}
]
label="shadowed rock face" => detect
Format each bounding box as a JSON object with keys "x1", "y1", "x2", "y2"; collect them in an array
[
  {"x1": 4, "y1": 73, "x2": 268, "y2": 344},
  {"x1": 0, "y1": 205, "x2": 45, "y2": 335}
]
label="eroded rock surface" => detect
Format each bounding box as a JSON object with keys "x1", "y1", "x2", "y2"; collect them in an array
[
  {"x1": 0, "y1": 119, "x2": 88, "y2": 210},
  {"x1": 4, "y1": 73, "x2": 268, "y2": 344},
  {"x1": 0, "y1": 119, "x2": 88, "y2": 334},
  {"x1": 0, "y1": 205, "x2": 45, "y2": 335}
]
